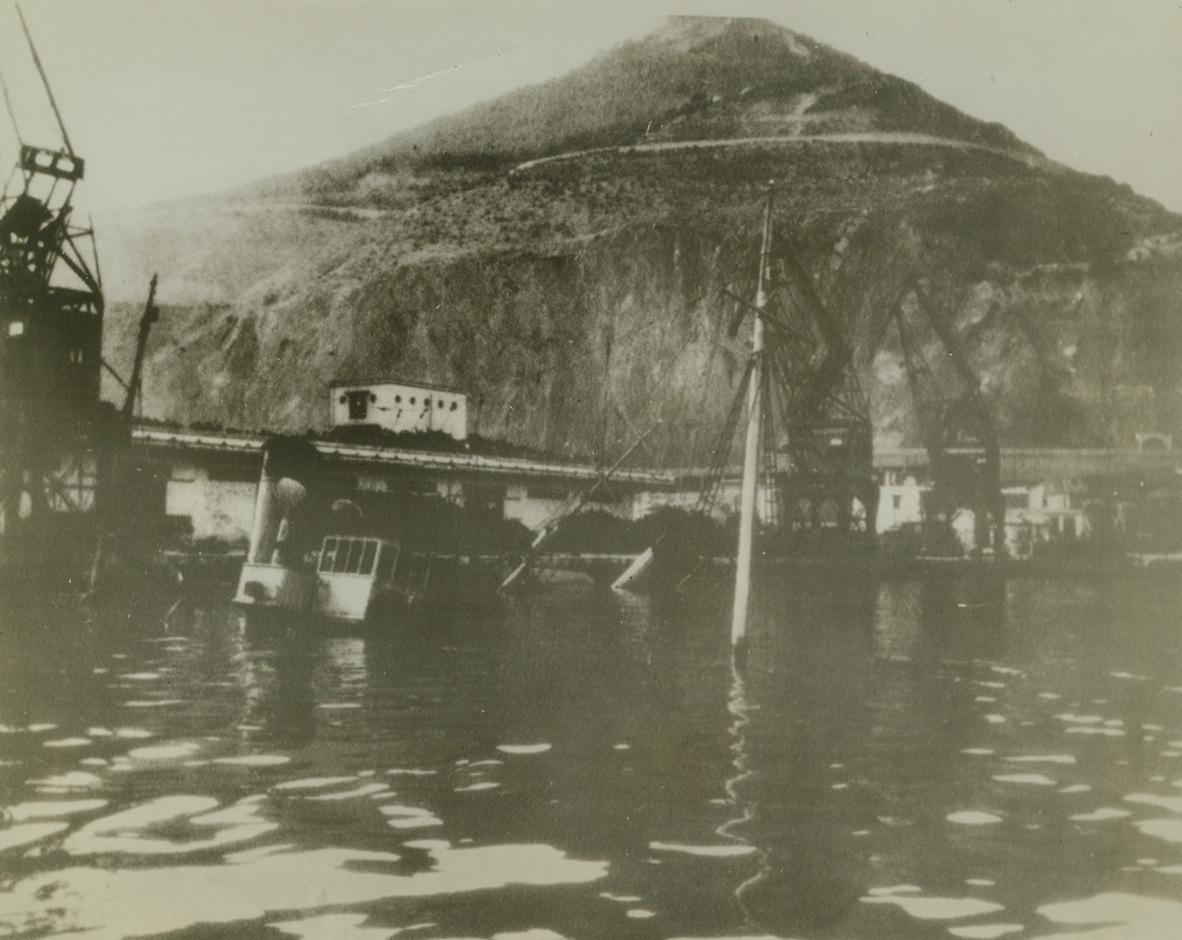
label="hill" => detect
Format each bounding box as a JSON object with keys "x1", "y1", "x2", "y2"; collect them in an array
[
  {"x1": 100, "y1": 15, "x2": 1182, "y2": 463},
  {"x1": 262, "y1": 15, "x2": 1034, "y2": 201}
]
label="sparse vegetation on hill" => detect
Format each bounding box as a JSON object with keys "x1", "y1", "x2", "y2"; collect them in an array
[{"x1": 101, "y1": 16, "x2": 1182, "y2": 459}]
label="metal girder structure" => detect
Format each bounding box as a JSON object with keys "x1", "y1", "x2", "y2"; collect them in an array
[
  {"x1": 0, "y1": 141, "x2": 103, "y2": 402},
  {"x1": 0, "y1": 25, "x2": 107, "y2": 545},
  {"x1": 755, "y1": 234, "x2": 877, "y2": 544},
  {"x1": 892, "y1": 282, "x2": 1004, "y2": 555}
]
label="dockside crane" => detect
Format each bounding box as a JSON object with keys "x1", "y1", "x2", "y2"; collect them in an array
[
  {"x1": 615, "y1": 194, "x2": 879, "y2": 595},
  {"x1": 760, "y1": 236, "x2": 877, "y2": 546},
  {"x1": 0, "y1": 10, "x2": 165, "y2": 589},
  {"x1": 890, "y1": 280, "x2": 1004, "y2": 556},
  {"x1": 0, "y1": 10, "x2": 106, "y2": 563}
]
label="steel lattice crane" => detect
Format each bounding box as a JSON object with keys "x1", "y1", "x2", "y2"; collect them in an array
[
  {"x1": 890, "y1": 280, "x2": 1004, "y2": 556},
  {"x1": 0, "y1": 10, "x2": 165, "y2": 589},
  {"x1": 0, "y1": 11, "x2": 107, "y2": 553},
  {"x1": 614, "y1": 195, "x2": 879, "y2": 594},
  {"x1": 685, "y1": 208, "x2": 878, "y2": 547},
  {"x1": 759, "y1": 236, "x2": 878, "y2": 546}
]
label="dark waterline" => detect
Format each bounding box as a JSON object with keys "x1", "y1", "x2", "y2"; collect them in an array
[{"x1": 0, "y1": 572, "x2": 1180, "y2": 938}]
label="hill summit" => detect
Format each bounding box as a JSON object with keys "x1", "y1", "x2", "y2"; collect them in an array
[
  {"x1": 271, "y1": 15, "x2": 1033, "y2": 203},
  {"x1": 104, "y1": 16, "x2": 1182, "y2": 460}
]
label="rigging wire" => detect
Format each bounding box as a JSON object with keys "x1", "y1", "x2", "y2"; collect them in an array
[
  {"x1": 665, "y1": 358, "x2": 756, "y2": 594},
  {"x1": 0, "y1": 54, "x2": 24, "y2": 147},
  {"x1": 683, "y1": 192, "x2": 776, "y2": 461},
  {"x1": 597, "y1": 194, "x2": 769, "y2": 466},
  {"x1": 694, "y1": 355, "x2": 754, "y2": 518},
  {"x1": 759, "y1": 365, "x2": 781, "y2": 529},
  {"x1": 16, "y1": 5, "x2": 73, "y2": 156}
]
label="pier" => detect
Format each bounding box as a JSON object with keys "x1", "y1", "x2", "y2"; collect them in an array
[
  {"x1": 127, "y1": 423, "x2": 1182, "y2": 554},
  {"x1": 132, "y1": 425, "x2": 677, "y2": 546}
]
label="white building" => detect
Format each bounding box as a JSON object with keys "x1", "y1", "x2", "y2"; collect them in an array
[
  {"x1": 1002, "y1": 482, "x2": 1091, "y2": 558},
  {"x1": 329, "y1": 379, "x2": 468, "y2": 441},
  {"x1": 875, "y1": 472, "x2": 928, "y2": 534}
]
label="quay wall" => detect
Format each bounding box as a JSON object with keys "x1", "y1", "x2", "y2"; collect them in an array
[
  {"x1": 876, "y1": 448, "x2": 1182, "y2": 485},
  {"x1": 133, "y1": 428, "x2": 1181, "y2": 546},
  {"x1": 165, "y1": 459, "x2": 257, "y2": 543}
]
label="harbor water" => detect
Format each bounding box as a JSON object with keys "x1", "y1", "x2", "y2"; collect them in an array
[{"x1": 0, "y1": 571, "x2": 1180, "y2": 938}]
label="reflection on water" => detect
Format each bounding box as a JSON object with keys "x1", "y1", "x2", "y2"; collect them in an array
[{"x1": 0, "y1": 571, "x2": 1179, "y2": 938}]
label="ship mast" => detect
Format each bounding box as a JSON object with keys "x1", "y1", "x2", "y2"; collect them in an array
[{"x1": 731, "y1": 190, "x2": 774, "y2": 660}]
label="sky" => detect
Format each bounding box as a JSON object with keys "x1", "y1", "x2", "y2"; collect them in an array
[{"x1": 0, "y1": 0, "x2": 1180, "y2": 216}]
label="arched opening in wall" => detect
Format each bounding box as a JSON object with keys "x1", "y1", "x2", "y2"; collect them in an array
[{"x1": 1136, "y1": 433, "x2": 1171, "y2": 452}]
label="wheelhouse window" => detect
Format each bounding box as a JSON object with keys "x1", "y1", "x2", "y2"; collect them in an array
[
  {"x1": 319, "y1": 537, "x2": 339, "y2": 572},
  {"x1": 321, "y1": 537, "x2": 381, "y2": 575},
  {"x1": 376, "y1": 543, "x2": 398, "y2": 581},
  {"x1": 359, "y1": 540, "x2": 378, "y2": 575},
  {"x1": 333, "y1": 539, "x2": 355, "y2": 573}
]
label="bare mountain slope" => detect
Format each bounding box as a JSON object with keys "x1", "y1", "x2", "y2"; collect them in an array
[
  {"x1": 102, "y1": 16, "x2": 1182, "y2": 460},
  {"x1": 256, "y1": 15, "x2": 1034, "y2": 204}
]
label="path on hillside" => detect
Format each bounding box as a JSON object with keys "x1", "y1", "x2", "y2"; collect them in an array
[{"x1": 512, "y1": 131, "x2": 1062, "y2": 175}]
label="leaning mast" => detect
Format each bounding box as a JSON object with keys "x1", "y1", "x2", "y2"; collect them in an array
[{"x1": 731, "y1": 191, "x2": 774, "y2": 659}]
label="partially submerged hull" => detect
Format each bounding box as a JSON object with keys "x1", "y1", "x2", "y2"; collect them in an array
[
  {"x1": 235, "y1": 534, "x2": 502, "y2": 625},
  {"x1": 235, "y1": 560, "x2": 319, "y2": 614},
  {"x1": 236, "y1": 535, "x2": 399, "y2": 624}
]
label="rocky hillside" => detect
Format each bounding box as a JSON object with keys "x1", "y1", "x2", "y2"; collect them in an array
[{"x1": 101, "y1": 16, "x2": 1182, "y2": 463}]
